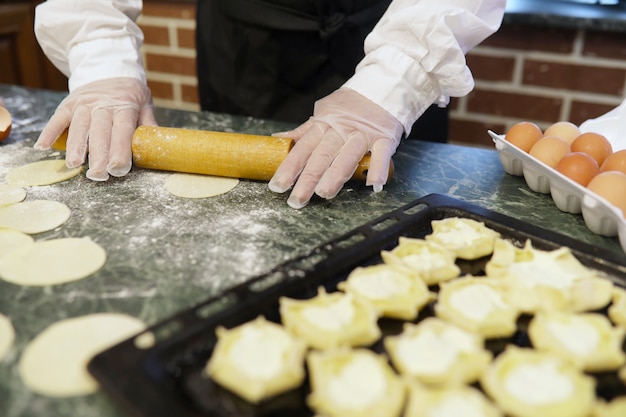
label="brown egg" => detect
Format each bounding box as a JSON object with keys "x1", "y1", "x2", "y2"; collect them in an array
[
  {"x1": 529, "y1": 136, "x2": 571, "y2": 168},
  {"x1": 505, "y1": 121, "x2": 543, "y2": 152},
  {"x1": 555, "y1": 152, "x2": 600, "y2": 186},
  {"x1": 0, "y1": 106, "x2": 11, "y2": 142},
  {"x1": 600, "y1": 149, "x2": 626, "y2": 175},
  {"x1": 571, "y1": 132, "x2": 613, "y2": 166},
  {"x1": 543, "y1": 121, "x2": 580, "y2": 145},
  {"x1": 587, "y1": 171, "x2": 626, "y2": 219}
]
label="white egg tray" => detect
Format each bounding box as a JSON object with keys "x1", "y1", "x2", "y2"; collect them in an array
[{"x1": 489, "y1": 130, "x2": 626, "y2": 255}]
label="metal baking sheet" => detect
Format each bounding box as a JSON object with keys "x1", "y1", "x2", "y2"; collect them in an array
[{"x1": 88, "y1": 193, "x2": 626, "y2": 417}]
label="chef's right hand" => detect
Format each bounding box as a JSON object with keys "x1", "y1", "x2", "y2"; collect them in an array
[{"x1": 34, "y1": 77, "x2": 157, "y2": 181}]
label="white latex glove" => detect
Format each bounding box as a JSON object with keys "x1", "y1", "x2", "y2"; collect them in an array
[
  {"x1": 268, "y1": 88, "x2": 404, "y2": 209},
  {"x1": 34, "y1": 77, "x2": 157, "y2": 181}
]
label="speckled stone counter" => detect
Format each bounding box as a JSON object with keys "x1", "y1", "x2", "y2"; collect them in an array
[{"x1": 0, "y1": 84, "x2": 623, "y2": 417}]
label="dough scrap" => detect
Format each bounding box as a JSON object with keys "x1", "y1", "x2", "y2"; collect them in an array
[
  {"x1": 0, "y1": 237, "x2": 106, "y2": 286},
  {"x1": 0, "y1": 228, "x2": 34, "y2": 255},
  {"x1": 6, "y1": 160, "x2": 82, "y2": 186},
  {"x1": 165, "y1": 173, "x2": 239, "y2": 198},
  {"x1": 0, "y1": 184, "x2": 26, "y2": 206},
  {"x1": 0, "y1": 200, "x2": 71, "y2": 234},
  {"x1": 0, "y1": 313, "x2": 15, "y2": 361},
  {"x1": 19, "y1": 313, "x2": 146, "y2": 397}
]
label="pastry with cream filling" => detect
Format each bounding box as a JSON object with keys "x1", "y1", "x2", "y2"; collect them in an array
[
  {"x1": 608, "y1": 287, "x2": 626, "y2": 327},
  {"x1": 425, "y1": 217, "x2": 500, "y2": 260},
  {"x1": 279, "y1": 287, "x2": 380, "y2": 349},
  {"x1": 384, "y1": 317, "x2": 492, "y2": 387},
  {"x1": 528, "y1": 311, "x2": 626, "y2": 372},
  {"x1": 381, "y1": 237, "x2": 460, "y2": 285},
  {"x1": 480, "y1": 346, "x2": 596, "y2": 417},
  {"x1": 486, "y1": 239, "x2": 611, "y2": 313},
  {"x1": 435, "y1": 275, "x2": 520, "y2": 338},
  {"x1": 337, "y1": 263, "x2": 435, "y2": 320},
  {"x1": 205, "y1": 316, "x2": 307, "y2": 404},
  {"x1": 404, "y1": 382, "x2": 502, "y2": 417},
  {"x1": 306, "y1": 348, "x2": 405, "y2": 417},
  {"x1": 592, "y1": 396, "x2": 626, "y2": 417}
]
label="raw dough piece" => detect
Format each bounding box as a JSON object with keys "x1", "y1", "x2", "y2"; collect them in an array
[
  {"x1": 0, "y1": 184, "x2": 26, "y2": 206},
  {"x1": 0, "y1": 229, "x2": 34, "y2": 256},
  {"x1": 384, "y1": 317, "x2": 492, "y2": 387},
  {"x1": 404, "y1": 382, "x2": 502, "y2": 417},
  {"x1": 165, "y1": 173, "x2": 239, "y2": 198},
  {"x1": 435, "y1": 275, "x2": 520, "y2": 338},
  {"x1": 6, "y1": 160, "x2": 82, "y2": 186},
  {"x1": 528, "y1": 311, "x2": 626, "y2": 372},
  {"x1": 279, "y1": 287, "x2": 380, "y2": 350},
  {"x1": 593, "y1": 397, "x2": 626, "y2": 417},
  {"x1": 480, "y1": 346, "x2": 596, "y2": 417},
  {"x1": 306, "y1": 348, "x2": 405, "y2": 417},
  {"x1": 0, "y1": 313, "x2": 15, "y2": 361},
  {"x1": 381, "y1": 237, "x2": 460, "y2": 285},
  {"x1": 0, "y1": 237, "x2": 106, "y2": 286},
  {"x1": 205, "y1": 315, "x2": 307, "y2": 404},
  {"x1": 425, "y1": 217, "x2": 501, "y2": 260},
  {"x1": 608, "y1": 287, "x2": 626, "y2": 326},
  {"x1": 0, "y1": 200, "x2": 71, "y2": 234},
  {"x1": 337, "y1": 263, "x2": 435, "y2": 320},
  {"x1": 19, "y1": 313, "x2": 146, "y2": 397}
]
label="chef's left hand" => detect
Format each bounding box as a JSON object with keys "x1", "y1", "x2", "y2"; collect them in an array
[{"x1": 268, "y1": 88, "x2": 404, "y2": 209}]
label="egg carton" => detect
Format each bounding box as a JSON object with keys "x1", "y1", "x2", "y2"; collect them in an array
[{"x1": 490, "y1": 130, "x2": 626, "y2": 255}]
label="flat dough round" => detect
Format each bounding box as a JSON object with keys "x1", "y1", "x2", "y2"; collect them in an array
[
  {"x1": 0, "y1": 200, "x2": 71, "y2": 234},
  {"x1": 19, "y1": 313, "x2": 146, "y2": 397},
  {"x1": 0, "y1": 237, "x2": 106, "y2": 286},
  {"x1": 0, "y1": 229, "x2": 34, "y2": 255},
  {"x1": 6, "y1": 160, "x2": 82, "y2": 186},
  {"x1": 0, "y1": 313, "x2": 15, "y2": 361},
  {"x1": 165, "y1": 173, "x2": 239, "y2": 198},
  {"x1": 0, "y1": 184, "x2": 27, "y2": 206}
]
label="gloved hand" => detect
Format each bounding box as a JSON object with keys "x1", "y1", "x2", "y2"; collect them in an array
[
  {"x1": 268, "y1": 88, "x2": 404, "y2": 209},
  {"x1": 34, "y1": 77, "x2": 157, "y2": 181}
]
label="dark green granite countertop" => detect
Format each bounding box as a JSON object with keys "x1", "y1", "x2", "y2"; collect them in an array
[{"x1": 0, "y1": 84, "x2": 623, "y2": 417}]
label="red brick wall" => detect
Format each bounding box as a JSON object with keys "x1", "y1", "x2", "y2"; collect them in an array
[
  {"x1": 455, "y1": 25, "x2": 626, "y2": 147},
  {"x1": 138, "y1": 5, "x2": 626, "y2": 147}
]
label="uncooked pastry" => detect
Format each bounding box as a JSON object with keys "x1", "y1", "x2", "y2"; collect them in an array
[
  {"x1": 0, "y1": 200, "x2": 71, "y2": 234},
  {"x1": 0, "y1": 313, "x2": 15, "y2": 361},
  {"x1": 404, "y1": 382, "x2": 502, "y2": 417},
  {"x1": 425, "y1": 217, "x2": 501, "y2": 260},
  {"x1": 6, "y1": 160, "x2": 82, "y2": 186},
  {"x1": 164, "y1": 173, "x2": 239, "y2": 198},
  {"x1": 0, "y1": 229, "x2": 34, "y2": 255},
  {"x1": 19, "y1": 313, "x2": 146, "y2": 397},
  {"x1": 0, "y1": 184, "x2": 26, "y2": 206},
  {"x1": 0, "y1": 237, "x2": 106, "y2": 286}
]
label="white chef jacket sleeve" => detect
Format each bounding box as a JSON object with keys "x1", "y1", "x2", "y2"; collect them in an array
[
  {"x1": 343, "y1": 0, "x2": 506, "y2": 134},
  {"x1": 34, "y1": 0, "x2": 146, "y2": 92}
]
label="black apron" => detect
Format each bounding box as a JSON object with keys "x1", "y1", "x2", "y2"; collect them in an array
[{"x1": 196, "y1": 0, "x2": 448, "y2": 142}]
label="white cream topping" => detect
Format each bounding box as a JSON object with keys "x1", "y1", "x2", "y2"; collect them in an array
[
  {"x1": 396, "y1": 326, "x2": 475, "y2": 375},
  {"x1": 229, "y1": 325, "x2": 292, "y2": 380},
  {"x1": 301, "y1": 295, "x2": 355, "y2": 331},
  {"x1": 351, "y1": 271, "x2": 410, "y2": 299},
  {"x1": 432, "y1": 222, "x2": 483, "y2": 247},
  {"x1": 428, "y1": 395, "x2": 483, "y2": 417},
  {"x1": 504, "y1": 360, "x2": 574, "y2": 405},
  {"x1": 448, "y1": 283, "x2": 508, "y2": 321},
  {"x1": 402, "y1": 252, "x2": 448, "y2": 271},
  {"x1": 509, "y1": 252, "x2": 579, "y2": 289},
  {"x1": 327, "y1": 354, "x2": 386, "y2": 408},
  {"x1": 546, "y1": 318, "x2": 599, "y2": 357}
]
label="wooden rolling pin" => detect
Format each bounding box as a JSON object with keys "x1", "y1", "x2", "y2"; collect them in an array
[{"x1": 52, "y1": 126, "x2": 391, "y2": 182}]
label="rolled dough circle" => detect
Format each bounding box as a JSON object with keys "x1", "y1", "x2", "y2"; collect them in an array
[
  {"x1": 165, "y1": 173, "x2": 239, "y2": 198},
  {"x1": 0, "y1": 313, "x2": 15, "y2": 361},
  {"x1": 0, "y1": 229, "x2": 34, "y2": 254},
  {"x1": 19, "y1": 313, "x2": 146, "y2": 397},
  {"x1": 0, "y1": 184, "x2": 26, "y2": 206},
  {"x1": 0, "y1": 237, "x2": 106, "y2": 286},
  {"x1": 6, "y1": 160, "x2": 82, "y2": 186},
  {"x1": 0, "y1": 200, "x2": 71, "y2": 234}
]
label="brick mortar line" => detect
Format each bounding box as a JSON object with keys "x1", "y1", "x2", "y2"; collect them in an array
[
  {"x1": 141, "y1": 45, "x2": 196, "y2": 56},
  {"x1": 138, "y1": 16, "x2": 195, "y2": 28},
  {"x1": 472, "y1": 80, "x2": 625, "y2": 102},
  {"x1": 471, "y1": 47, "x2": 626, "y2": 70}
]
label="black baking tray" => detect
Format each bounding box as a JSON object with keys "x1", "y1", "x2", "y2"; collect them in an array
[{"x1": 88, "y1": 193, "x2": 626, "y2": 417}]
